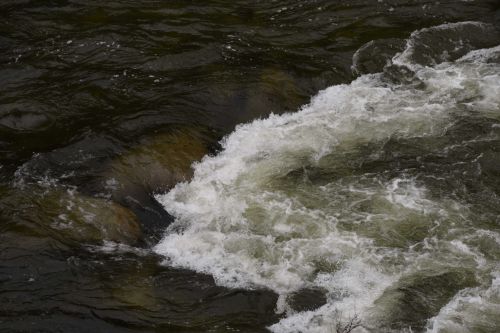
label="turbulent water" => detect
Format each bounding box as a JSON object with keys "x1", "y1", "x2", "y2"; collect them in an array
[
  {"x1": 2, "y1": 1, "x2": 500, "y2": 333},
  {"x1": 155, "y1": 22, "x2": 500, "y2": 332}
]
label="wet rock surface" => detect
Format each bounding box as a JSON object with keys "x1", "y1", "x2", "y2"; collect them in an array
[
  {"x1": 99, "y1": 127, "x2": 208, "y2": 197},
  {"x1": 96, "y1": 127, "x2": 210, "y2": 238},
  {"x1": 0, "y1": 185, "x2": 141, "y2": 245},
  {"x1": 352, "y1": 38, "x2": 406, "y2": 75},
  {"x1": 288, "y1": 288, "x2": 328, "y2": 312}
]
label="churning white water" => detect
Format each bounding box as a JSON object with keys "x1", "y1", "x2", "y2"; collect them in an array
[{"x1": 154, "y1": 22, "x2": 500, "y2": 332}]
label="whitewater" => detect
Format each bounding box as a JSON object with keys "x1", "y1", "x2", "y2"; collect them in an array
[{"x1": 154, "y1": 22, "x2": 500, "y2": 333}]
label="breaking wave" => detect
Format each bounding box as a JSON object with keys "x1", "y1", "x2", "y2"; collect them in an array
[{"x1": 154, "y1": 22, "x2": 500, "y2": 332}]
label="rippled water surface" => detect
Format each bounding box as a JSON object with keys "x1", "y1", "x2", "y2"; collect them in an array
[{"x1": 1, "y1": 1, "x2": 500, "y2": 333}]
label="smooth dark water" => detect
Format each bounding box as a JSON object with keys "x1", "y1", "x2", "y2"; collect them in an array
[{"x1": 1, "y1": 1, "x2": 500, "y2": 332}]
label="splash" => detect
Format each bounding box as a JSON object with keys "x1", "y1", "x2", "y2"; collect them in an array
[{"x1": 155, "y1": 22, "x2": 500, "y2": 332}]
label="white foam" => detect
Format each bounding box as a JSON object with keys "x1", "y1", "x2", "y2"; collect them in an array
[
  {"x1": 154, "y1": 23, "x2": 500, "y2": 332},
  {"x1": 426, "y1": 271, "x2": 500, "y2": 333},
  {"x1": 392, "y1": 21, "x2": 494, "y2": 70},
  {"x1": 86, "y1": 240, "x2": 151, "y2": 256}
]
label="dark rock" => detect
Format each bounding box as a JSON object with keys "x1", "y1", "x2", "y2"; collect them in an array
[
  {"x1": 288, "y1": 288, "x2": 328, "y2": 312},
  {"x1": 352, "y1": 38, "x2": 406, "y2": 75}
]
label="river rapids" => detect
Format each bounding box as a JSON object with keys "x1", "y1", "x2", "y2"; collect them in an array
[{"x1": 154, "y1": 22, "x2": 500, "y2": 333}]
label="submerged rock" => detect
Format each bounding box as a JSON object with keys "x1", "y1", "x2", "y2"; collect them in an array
[
  {"x1": 198, "y1": 67, "x2": 308, "y2": 133},
  {"x1": 0, "y1": 185, "x2": 141, "y2": 245},
  {"x1": 63, "y1": 195, "x2": 141, "y2": 244},
  {"x1": 398, "y1": 22, "x2": 500, "y2": 66},
  {"x1": 371, "y1": 268, "x2": 477, "y2": 331},
  {"x1": 0, "y1": 109, "x2": 52, "y2": 132},
  {"x1": 243, "y1": 68, "x2": 307, "y2": 120},
  {"x1": 100, "y1": 127, "x2": 208, "y2": 197},
  {"x1": 352, "y1": 38, "x2": 406, "y2": 75},
  {"x1": 96, "y1": 127, "x2": 210, "y2": 237},
  {"x1": 106, "y1": 256, "x2": 281, "y2": 331},
  {"x1": 9, "y1": 126, "x2": 212, "y2": 242}
]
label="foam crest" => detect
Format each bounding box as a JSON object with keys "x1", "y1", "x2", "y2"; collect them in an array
[
  {"x1": 392, "y1": 21, "x2": 500, "y2": 69},
  {"x1": 426, "y1": 271, "x2": 500, "y2": 333},
  {"x1": 155, "y1": 23, "x2": 500, "y2": 332}
]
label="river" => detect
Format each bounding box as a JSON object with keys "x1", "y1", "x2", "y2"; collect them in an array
[{"x1": 1, "y1": 1, "x2": 500, "y2": 332}]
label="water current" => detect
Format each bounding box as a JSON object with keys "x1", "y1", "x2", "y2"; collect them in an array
[{"x1": 1, "y1": 1, "x2": 500, "y2": 333}]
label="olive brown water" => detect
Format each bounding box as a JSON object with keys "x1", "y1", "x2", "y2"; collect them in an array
[{"x1": 1, "y1": 1, "x2": 500, "y2": 333}]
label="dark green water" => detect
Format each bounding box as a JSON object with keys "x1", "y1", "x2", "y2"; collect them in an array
[{"x1": 1, "y1": 1, "x2": 500, "y2": 332}]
